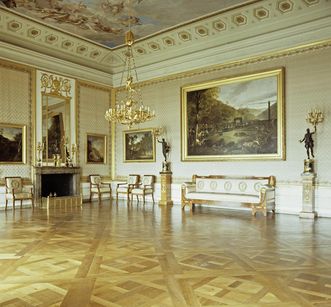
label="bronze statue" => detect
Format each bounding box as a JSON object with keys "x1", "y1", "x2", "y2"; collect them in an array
[
  {"x1": 300, "y1": 128, "x2": 315, "y2": 159},
  {"x1": 157, "y1": 138, "x2": 170, "y2": 162}
]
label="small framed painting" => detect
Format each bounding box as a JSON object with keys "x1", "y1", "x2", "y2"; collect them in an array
[
  {"x1": 123, "y1": 128, "x2": 155, "y2": 162},
  {"x1": 86, "y1": 133, "x2": 107, "y2": 164},
  {"x1": 0, "y1": 123, "x2": 26, "y2": 164}
]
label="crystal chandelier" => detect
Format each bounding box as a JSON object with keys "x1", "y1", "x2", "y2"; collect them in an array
[{"x1": 105, "y1": 29, "x2": 155, "y2": 128}]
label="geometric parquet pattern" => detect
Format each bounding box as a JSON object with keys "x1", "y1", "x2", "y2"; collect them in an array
[{"x1": 0, "y1": 201, "x2": 331, "y2": 306}]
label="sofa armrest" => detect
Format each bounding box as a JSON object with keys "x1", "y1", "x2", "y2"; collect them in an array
[
  {"x1": 181, "y1": 182, "x2": 196, "y2": 193},
  {"x1": 259, "y1": 184, "x2": 275, "y2": 206}
]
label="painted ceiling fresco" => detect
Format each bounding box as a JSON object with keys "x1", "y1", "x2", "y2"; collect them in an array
[{"x1": 1, "y1": 0, "x2": 249, "y2": 48}]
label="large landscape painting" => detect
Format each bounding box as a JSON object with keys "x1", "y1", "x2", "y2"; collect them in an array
[
  {"x1": 181, "y1": 68, "x2": 285, "y2": 161},
  {"x1": 0, "y1": 123, "x2": 26, "y2": 163}
]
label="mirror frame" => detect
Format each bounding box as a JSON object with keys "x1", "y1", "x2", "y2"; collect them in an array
[{"x1": 35, "y1": 70, "x2": 77, "y2": 166}]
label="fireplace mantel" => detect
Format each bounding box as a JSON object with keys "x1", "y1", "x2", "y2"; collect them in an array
[
  {"x1": 34, "y1": 166, "x2": 80, "y2": 175},
  {"x1": 34, "y1": 166, "x2": 81, "y2": 202}
]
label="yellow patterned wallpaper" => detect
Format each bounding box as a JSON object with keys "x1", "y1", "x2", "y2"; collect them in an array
[
  {"x1": 114, "y1": 45, "x2": 331, "y2": 185},
  {"x1": 77, "y1": 82, "x2": 111, "y2": 181},
  {"x1": 0, "y1": 60, "x2": 33, "y2": 180}
]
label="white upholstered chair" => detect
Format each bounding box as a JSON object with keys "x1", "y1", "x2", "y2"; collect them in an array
[
  {"x1": 5, "y1": 176, "x2": 34, "y2": 210},
  {"x1": 89, "y1": 174, "x2": 111, "y2": 202},
  {"x1": 116, "y1": 174, "x2": 140, "y2": 203},
  {"x1": 131, "y1": 175, "x2": 155, "y2": 204}
]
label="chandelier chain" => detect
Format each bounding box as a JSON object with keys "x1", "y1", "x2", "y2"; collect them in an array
[{"x1": 105, "y1": 4, "x2": 155, "y2": 128}]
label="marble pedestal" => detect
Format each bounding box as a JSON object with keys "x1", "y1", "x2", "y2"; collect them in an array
[
  {"x1": 159, "y1": 171, "x2": 173, "y2": 206},
  {"x1": 299, "y1": 170, "x2": 317, "y2": 219}
]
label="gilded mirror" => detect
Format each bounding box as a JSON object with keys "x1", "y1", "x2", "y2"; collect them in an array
[
  {"x1": 42, "y1": 93, "x2": 71, "y2": 162},
  {"x1": 36, "y1": 71, "x2": 76, "y2": 166}
]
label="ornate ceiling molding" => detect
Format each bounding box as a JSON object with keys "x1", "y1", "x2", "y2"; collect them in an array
[{"x1": 0, "y1": 0, "x2": 330, "y2": 82}]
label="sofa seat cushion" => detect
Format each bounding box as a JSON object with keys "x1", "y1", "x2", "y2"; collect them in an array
[{"x1": 185, "y1": 192, "x2": 260, "y2": 203}]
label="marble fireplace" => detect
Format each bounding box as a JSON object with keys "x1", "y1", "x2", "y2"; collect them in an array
[{"x1": 34, "y1": 166, "x2": 81, "y2": 205}]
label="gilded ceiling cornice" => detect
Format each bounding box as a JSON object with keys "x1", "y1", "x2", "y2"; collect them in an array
[
  {"x1": 115, "y1": 39, "x2": 331, "y2": 91},
  {"x1": 112, "y1": 0, "x2": 264, "y2": 50},
  {"x1": 1, "y1": 0, "x2": 328, "y2": 73}
]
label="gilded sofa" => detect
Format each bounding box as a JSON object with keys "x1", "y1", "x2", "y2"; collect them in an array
[{"x1": 181, "y1": 175, "x2": 276, "y2": 216}]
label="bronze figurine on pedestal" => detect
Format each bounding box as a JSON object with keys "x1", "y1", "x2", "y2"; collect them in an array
[
  {"x1": 300, "y1": 128, "x2": 315, "y2": 160},
  {"x1": 299, "y1": 109, "x2": 324, "y2": 173},
  {"x1": 157, "y1": 138, "x2": 171, "y2": 172}
]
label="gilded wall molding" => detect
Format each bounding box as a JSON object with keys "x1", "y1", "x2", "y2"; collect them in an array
[
  {"x1": 77, "y1": 80, "x2": 112, "y2": 178},
  {"x1": 0, "y1": 58, "x2": 33, "y2": 73},
  {"x1": 76, "y1": 79, "x2": 112, "y2": 166},
  {"x1": 77, "y1": 80, "x2": 111, "y2": 92},
  {"x1": 110, "y1": 88, "x2": 115, "y2": 180},
  {"x1": 0, "y1": 58, "x2": 34, "y2": 179}
]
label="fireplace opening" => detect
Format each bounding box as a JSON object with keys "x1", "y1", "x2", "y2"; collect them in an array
[{"x1": 41, "y1": 174, "x2": 73, "y2": 197}]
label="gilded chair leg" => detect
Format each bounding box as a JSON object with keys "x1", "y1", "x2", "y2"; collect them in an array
[
  {"x1": 143, "y1": 194, "x2": 145, "y2": 205},
  {"x1": 116, "y1": 193, "x2": 118, "y2": 203},
  {"x1": 5, "y1": 199, "x2": 8, "y2": 210},
  {"x1": 136, "y1": 195, "x2": 139, "y2": 203},
  {"x1": 152, "y1": 194, "x2": 155, "y2": 204}
]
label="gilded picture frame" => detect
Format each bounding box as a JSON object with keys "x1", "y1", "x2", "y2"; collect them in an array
[
  {"x1": 181, "y1": 68, "x2": 285, "y2": 161},
  {"x1": 86, "y1": 133, "x2": 107, "y2": 164},
  {"x1": 123, "y1": 128, "x2": 155, "y2": 162},
  {"x1": 0, "y1": 123, "x2": 26, "y2": 164}
]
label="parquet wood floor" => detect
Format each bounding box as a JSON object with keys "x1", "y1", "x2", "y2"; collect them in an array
[{"x1": 0, "y1": 201, "x2": 331, "y2": 306}]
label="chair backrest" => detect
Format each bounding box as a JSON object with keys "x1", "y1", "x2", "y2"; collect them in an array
[
  {"x1": 89, "y1": 175, "x2": 101, "y2": 186},
  {"x1": 5, "y1": 177, "x2": 23, "y2": 193},
  {"x1": 127, "y1": 174, "x2": 140, "y2": 185},
  {"x1": 141, "y1": 175, "x2": 155, "y2": 186}
]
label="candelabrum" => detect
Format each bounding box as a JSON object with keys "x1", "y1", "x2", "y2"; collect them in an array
[
  {"x1": 153, "y1": 127, "x2": 164, "y2": 139},
  {"x1": 306, "y1": 108, "x2": 324, "y2": 130},
  {"x1": 36, "y1": 142, "x2": 44, "y2": 166}
]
